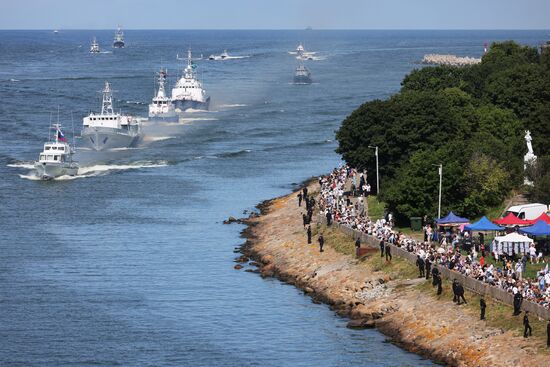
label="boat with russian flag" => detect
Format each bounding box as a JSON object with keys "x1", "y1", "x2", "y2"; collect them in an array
[{"x1": 34, "y1": 123, "x2": 79, "y2": 180}]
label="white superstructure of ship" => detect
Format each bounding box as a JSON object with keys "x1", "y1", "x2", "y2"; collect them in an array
[
  {"x1": 149, "y1": 68, "x2": 178, "y2": 122},
  {"x1": 171, "y1": 49, "x2": 210, "y2": 111},
  {"x1": 34, "y1": 123, "x2": 78, "y2": 180},
  {"x1": 81, "y1": 81, "x2": 140, "y2": 151}
]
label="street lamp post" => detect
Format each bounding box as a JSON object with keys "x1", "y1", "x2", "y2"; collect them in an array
[
  {"x1": 368, "y1": 145, "x2": 379, "y2": 195},
  {"x1": 432, "y1": 163, "x2": 443, "y2": 219}
]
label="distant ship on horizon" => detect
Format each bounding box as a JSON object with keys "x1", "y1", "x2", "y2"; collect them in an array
[
  {"x1": 293, "y1": 64, "x2": 312, "y2": 84},
  {"x1": 90, "y1": 37, "x2": 100, "y2": 53},
  {"x1": 113, "y1": 26, "x2": 125, "y2": 48}
]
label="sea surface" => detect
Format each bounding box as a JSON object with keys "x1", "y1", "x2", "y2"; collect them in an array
[{"x1": 1, "y1": 30, "x2": 547, "y2": 366}]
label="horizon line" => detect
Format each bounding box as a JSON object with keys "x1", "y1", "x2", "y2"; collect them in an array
[{"x1": 1, "y1": 28, "x2": 550, "y2": 31}]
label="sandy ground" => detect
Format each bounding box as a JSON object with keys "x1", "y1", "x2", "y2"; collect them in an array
[{"x1": 241, "y1": 181, "x2": 549, "y2": 367}]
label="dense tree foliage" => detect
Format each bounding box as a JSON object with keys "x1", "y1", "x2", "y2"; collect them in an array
[{"x1": 336, "y1": 41, "x2": 550, "y2": 223}]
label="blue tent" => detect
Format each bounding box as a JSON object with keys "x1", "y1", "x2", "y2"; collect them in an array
[
  {"x1": 436, "y1": 211, "x2": 469, "y2": 225},
  {"x1": 464, "y1": 216, "x2": 504, "y2": 231},
  {"x1": 519, "y1": 220, "x2": 550, "y2": 236}
]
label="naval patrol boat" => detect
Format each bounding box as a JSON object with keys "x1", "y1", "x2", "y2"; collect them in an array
[
  {"x1": 293, "y1": 64, "x2": 312, "y2": 84},
  {"x1": 113, "y1": 26, "x2": 125, "y2": 48},
  {"x1": 90, "y1": 37, "x2": 100, "y2": 53},
  {"x1": 34, "y1": 123, "x2": 78, "y2": 180},
  {"x1": 81, "y1": 81, "x2": 140, "y2": 151},
  {"x1": 171, "y1": 49, "x2": 210, "y2": 111},
  {"x1": 149, "y1": 68, "x2": 178, "y2": 122}
]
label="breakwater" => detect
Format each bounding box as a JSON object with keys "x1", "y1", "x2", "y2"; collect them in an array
[
  {"x1": 422, "y1": 54, "x2": 481, "y2": 66},
  {"x1": 241, "y1": 182, "x2": 550, "y2": 367}
]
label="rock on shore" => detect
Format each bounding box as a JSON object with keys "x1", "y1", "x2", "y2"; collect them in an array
[
  {"x1": 422, "y1": 54, "x2": 481, "y2": 67},
  {"x1": 240, "y1": 181, "x2": 548, "y2": 367}
]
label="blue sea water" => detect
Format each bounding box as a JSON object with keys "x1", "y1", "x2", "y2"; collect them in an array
[{"x1": 0, "y1": 30, "x2": 548, "y2": 366}]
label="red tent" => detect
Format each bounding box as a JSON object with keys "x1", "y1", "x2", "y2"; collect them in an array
[
  {"x1": 493, "y1": 212, "x2": 530, "y2": 226},
  {"x1": 526, "y1": 212, "x2": 550, "y2": 225}
]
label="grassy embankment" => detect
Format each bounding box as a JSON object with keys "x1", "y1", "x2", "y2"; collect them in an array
[{"x1": 315, "y1": 223, "x2": 550, "y2": 354}]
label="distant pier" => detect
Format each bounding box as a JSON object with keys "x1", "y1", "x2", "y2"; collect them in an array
[{"x1": 421, "y1": 54, "x2": 481, "y2": 67}]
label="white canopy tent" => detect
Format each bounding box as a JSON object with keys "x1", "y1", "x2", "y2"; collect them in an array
[{"x1": 492, "y1": 232, "x2": 534, "y2": 255}]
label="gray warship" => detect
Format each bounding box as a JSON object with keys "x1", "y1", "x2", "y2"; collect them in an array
[{"x1": 81, "y1": 81, "x2": 140, "y2": 151}]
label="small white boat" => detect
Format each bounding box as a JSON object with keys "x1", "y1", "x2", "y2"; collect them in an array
[
  {"x1": 34, "y1": 123, "x2": 78, "y2": 180},
  {"x1": 90, "y1": 37, "x2": 100, "y2": 53}
]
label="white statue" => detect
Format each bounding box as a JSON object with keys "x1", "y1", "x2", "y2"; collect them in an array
[
  {"x1": 525, "y1": 130, "x2": 534, "y2": 156},
  {"x1": 523, "y1": 130, "x2": 537, "y2": 186}
]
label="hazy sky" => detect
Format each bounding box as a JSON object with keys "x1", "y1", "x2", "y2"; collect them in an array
[{"x1": 1, "y1": 0, "x2": 549, "y2": 30}]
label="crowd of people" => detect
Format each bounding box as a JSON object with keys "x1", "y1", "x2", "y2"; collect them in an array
[{"x1": 315, "y1": 165, "x2": 550, "y2": 311}]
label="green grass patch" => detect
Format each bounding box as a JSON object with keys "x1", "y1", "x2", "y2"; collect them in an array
[{"x1": 367, "y1": 195, "x2": 385, "y2": 220}]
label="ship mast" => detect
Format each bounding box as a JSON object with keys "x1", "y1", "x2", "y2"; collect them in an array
[{"x1": 101, "y1": 81, "x2": 114, "y2": 115}]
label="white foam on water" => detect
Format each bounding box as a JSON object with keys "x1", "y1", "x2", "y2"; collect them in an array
[
  {"x1": 77, "y1": 161, "x2": 168, "y2": 175},
  {"x1": 18, "y1": 174, "x2": 41, "y2": 181},
  {"x1": 9, "y1": 78, "x2": 20, "y2": 82},
  {"x1": 141, "y1": 136, "x2": 174, "y2": 143},
  {"x1": 219, "y1": 104, "x2": 247, "y2": 108},
  {"x1": 108, "y1": 146, "x2": 145, "y2": 151},
  {"x1": 7, "y1": 162, "x2": 35, "y2": 169}
]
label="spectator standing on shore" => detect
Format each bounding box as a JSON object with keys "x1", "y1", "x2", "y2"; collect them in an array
[
  {"x1": 425, "y1": 257, "x2": 431, "y2": 280},
  {"x1": 326, "y1": 211, "x2": 332, "y2": 226},
  {"x1": 302, "y1": 187, "x2": 308, "y2": 200},
  {"x1": 355, "y1": 237, "x2": 361, "y2": 250},
  {"x1": 302, "y1": 213, "x2": 308, "y2": 228},
  {"x1": 480, "y1": 297, "x2": 487, "y2": 320},
  {"x1": 416, "y1": 255, "x2": 425, "y2": 277},
  {"x1": 523, "y1": 311, "x2": 532, "y2": 338},
  {"x1": 513, "y1": 290, "x2": 523, "y2": 316},
  {"x1": 307, "y1": 225, "x2": 312, "y2": 244},
  {"x1": 379, "y1": 239, "x2": 385, "y2": 258},
  {"x1": 385, "y1": 243, "x2": 392, "y2": 262},
  {"x1": 435, "y1": 273, "x2": 443, "y2": 295},
  {"x1": 297, "y1": 192, "x2": 303, "y2": 207},
  {"x1": 432, "y1": 267, "x2": 439, "y2": 287},
  {"x1": 318, "y1": 234, "x2": 324, "y2": 253}
]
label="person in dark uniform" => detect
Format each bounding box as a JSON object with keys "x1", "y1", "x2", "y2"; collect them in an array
[
  {"x1": 302, "y1": 187, "x2": 308, "y2": 199},
  {"x1": 431, "y1": 267, "x2": 439, "y2": 287},
  {"x1": 547, "y1": 320, "x2": 550, "y2": 347},
  {"x1": 307, "y1": 208, "x2": 313, "y2": 224},
  {"x1": 326, "y1": 211, "x2": 332, "y2": 226},
  {"x1": 523, "y1": 311, "x2": 532, "y2": 338},
  {"x1": 297, "y1": 192, "x2": 303, "y2": 207},
  {"x1": 513, "y1": 292, "x2": 523, "y2": 316},
  {"x1": 379, "y1": 239, "x2": 385, "y2": 257},
  {"x1": 355, "y1": 237, "x2": 361, "y2": 250},
  {"x1": 302, "y1": 213, "x2": 308, "y2": 228},
  {"x1": 307, "y1": 225, "x2": 312, "y2": 244},
  {"x1": 455, "y1": 281, "x2": 467, "y2": 305},
  {"x1": 318, "y1": 234, "x2": 324, "y2": 253},
  {"x1": 416, "y1": 255, "x2": 425, "y2": 277},
  {"x1": 385, "y1": 243, "x2": 392, "y2": 262},
  {"x1": 480, "y1": 297, "x2": 487, "y2": 320},
  {"x1": 435, "y1": 274, "x2": 443, "y2": 295},
  {"x1": 425, "y1": 257, "x2": 431, "y2": 280}
]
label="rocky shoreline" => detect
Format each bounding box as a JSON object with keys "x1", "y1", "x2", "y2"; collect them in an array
[{"x1": 236, "y1": 181, "x2": 549, "y2": 367}]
